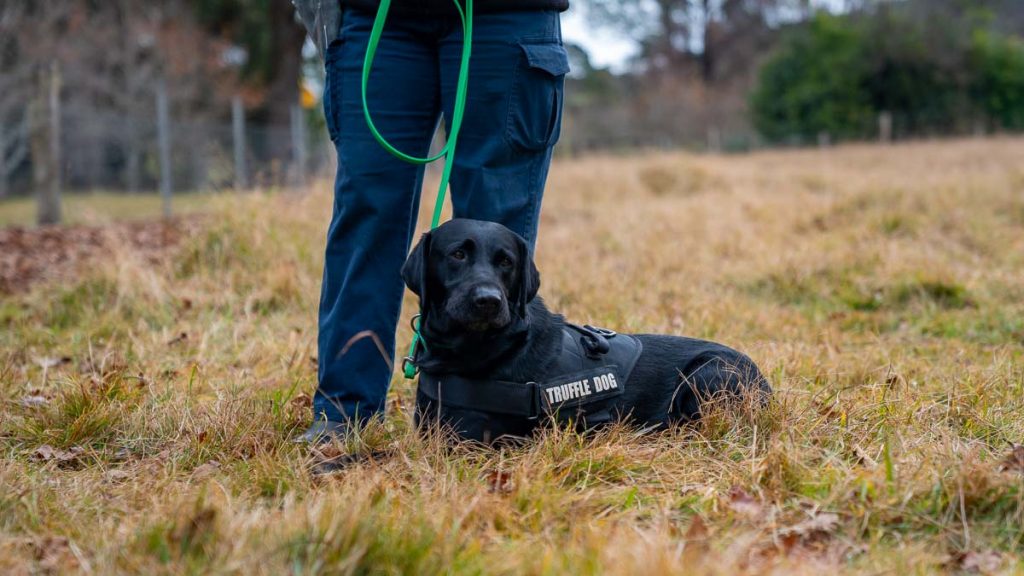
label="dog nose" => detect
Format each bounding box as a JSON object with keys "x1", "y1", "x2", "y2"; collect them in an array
[{"x1": 471, "y1": 286, "x2": 503, "y2": 312}]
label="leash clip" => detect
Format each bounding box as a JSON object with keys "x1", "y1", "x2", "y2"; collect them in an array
[
  {"x1": 403, "y1": 314, "x2": 423, "y2": 379},
  {"x1": 402, "y1": 356, "x2": 419, "y2": 378}
]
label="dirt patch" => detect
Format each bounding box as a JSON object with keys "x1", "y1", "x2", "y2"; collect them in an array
[{"x1": 0, "y1": 217, "x2": 203, "y2": 295}]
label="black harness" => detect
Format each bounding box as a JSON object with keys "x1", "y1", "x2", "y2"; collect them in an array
[{"x1": 416, "y1": 324, "x2": 643, "y2": 443}]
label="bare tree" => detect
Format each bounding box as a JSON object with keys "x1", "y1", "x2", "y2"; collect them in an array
[
  {"x1": 584, "y1": 0, "x2": 801, "y2": 83},
  {"x1": 0, "y1": 1, "x2": 72, "y2": 219},
  {"x1": 1, "y1": 0, "x2": 251, "y2": 201}
]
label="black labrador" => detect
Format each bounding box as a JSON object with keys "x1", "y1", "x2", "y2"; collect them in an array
[{"x1": 403, "y1": 219, "x2": 770, "y2": 443}]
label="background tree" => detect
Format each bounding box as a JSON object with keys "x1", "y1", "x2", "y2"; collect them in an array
[
  {"x1": 750, "y1": 1, "x2": 1024, "y2": 142},
  {"x1": 583, "y1": 0, "x2": 805, "y2": 83},
  {"x1": 191, "y1": 0, "x2": 308, "y2": 163}
]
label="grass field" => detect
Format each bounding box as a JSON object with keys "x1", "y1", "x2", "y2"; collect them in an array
[
  {"x1": 2, "y1": 138, "x2": 1024, "y2": 574},
  {"x1": 0, "y1": 190, "x2": 214, "y2": 228}
]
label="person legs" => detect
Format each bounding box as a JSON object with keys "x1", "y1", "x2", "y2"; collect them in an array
[
  {"x1": 439, "y1": 10, "x2": 568, "y2": 246},
  {"x1": 315, "y1": 11, "x2": 442, "y2": 425}
]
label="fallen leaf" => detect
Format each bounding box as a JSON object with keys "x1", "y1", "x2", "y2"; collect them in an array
[
  {"x1": 289, "y1": 393, "x2": 313, "y2": 410},
  {"x1": 1, "y1": 219, "x2": 201, "y2": 295},
  {"x1": 778, "y1": 531, "x2": 802, "y2": 554},
  {"x1": 191, "y1": 460, "x2": 221, "y2": 481},
  {"x1": 173, "y1": 507, "x2": 217, "y2": 546},
  {"x1": 19, "y1": 394, "x2": 49, "y2": 408},
  {"x1": 852, "y1": 444, "x2": 878, "y2": 467},
  {"x1": 727, "y1": 485, "x2": 764, "y2": 517},
  {"x1": 485, "y1": 470, "x2": 514, "y2": 493},
  {"x1": 780, "y1": 512, "x2": 840, "y2": 541},
  {"x1": 31, "y1": 445, "x2": 55, "y2": 461},
  {"x1": 682, "y1": 515, "x2": 710, "y2": 561},
  {"x1": 105, "y1": 469, "x2": 132, "y2": 481},
  {"x1": 32, "y1": 536, "x2": 76, "y2": 571},
  {"x1": 685, "y1": 514, "x2": 709, "y2": 541},
  {"x1": 34, "y1": 356, "x2": 67, "y2": 369},
  {"x1": 30, "y1": 445, "x2": 85, "y2": 466},
  {"x1": 815, "y1": 400, "x2": 841, "y2": 420},
  {"x1": 946, "y1": 550, "x2": 1003, "y2": 574},
  {"x1": 885, "y1": 371, "x2": 903, "y2": 388},
  {"x1": 999, "y1": 445, "x2": 1024, "y2": 473}
]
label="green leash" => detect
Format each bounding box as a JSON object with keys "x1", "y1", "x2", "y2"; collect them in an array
[{"x1": 361, "y1": 0, "x2": 474, "y2": 378}]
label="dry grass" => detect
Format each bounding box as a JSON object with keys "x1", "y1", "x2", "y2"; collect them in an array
[
  {"x1": 0, "y1": 190, "x2": 213, "y2": 228},
  {"x1": 2, "y1": 138, "x2": 1024, "y2": 574}
]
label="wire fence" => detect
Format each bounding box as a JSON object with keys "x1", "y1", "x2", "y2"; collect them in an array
[
  {"x1": 0, "y1": 77, "x2": 334, "y2": 220},
  {"x1": 0, "y1": 65, "x2": 996, "y2": 227}
]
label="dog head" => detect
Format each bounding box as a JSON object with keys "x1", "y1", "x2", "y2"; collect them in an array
[{"x1": 402, "y1": 219, "x2": 540, "y2": 332}]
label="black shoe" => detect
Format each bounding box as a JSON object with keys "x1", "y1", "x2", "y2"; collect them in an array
[
  {"x1": 310, "y1": 448, "x2": 393, "y2": 475},
  {"x1": 293, "y1": 420, "x2": 348, "y2": 445}
]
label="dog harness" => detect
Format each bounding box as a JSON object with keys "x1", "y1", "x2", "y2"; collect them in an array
[{"x1": 417, "y1": 324, "x2": 643, "y2": 440}]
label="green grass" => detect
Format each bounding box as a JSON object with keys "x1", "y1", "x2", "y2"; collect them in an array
[
  {"x1": 0, "y1": 190, "x2": 215, "y2": 227},
  {"x1": 2, "y1": 139, "x2": 1024, "y2": 574}
]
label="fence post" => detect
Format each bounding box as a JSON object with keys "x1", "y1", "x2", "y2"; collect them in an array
[
  {"x1": 878, "y1": 111, "x2": 893, "y2": 144},
  {"x1": 707, "y1": 126, "x2": 722, "y2": 153},
  {"x1": 37, "y1": 60, "x2": 62, "y2": 226},
  {"x1": 156, "y1": 79, "x2": 172, "y2": 218},
  {"x1": 290, "y1": 102, "x2": 307, "y2": 188},
  {"x1": 232, "y1": 95, "x2": 247, "y2": 190},
  {"x1": 191, "y1": 132, "x2": 209, "y2": 191}
]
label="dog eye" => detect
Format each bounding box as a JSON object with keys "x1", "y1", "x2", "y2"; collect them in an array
[
  {"x1": 451, "y1": 249, "x2": 466, "y2": 261},
  {"x1": 498, "y1": 256, "x2": 514, "y2": 268}
]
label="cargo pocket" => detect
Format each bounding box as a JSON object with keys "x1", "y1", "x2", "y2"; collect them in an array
[
  {"x1": 506, "y1": 42, "x2": 570, "y2": 152},
  {"x1": 323, "y1": 39, "x2": 345, "y2": 142}
]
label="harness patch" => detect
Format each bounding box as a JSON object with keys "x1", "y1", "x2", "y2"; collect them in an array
[{"x1": 540, "y1": 366, "x2": 623, "y2": 413}]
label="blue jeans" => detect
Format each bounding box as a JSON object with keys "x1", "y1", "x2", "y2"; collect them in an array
[{"x1": 316, "y1": 8, "x2": 568, "y2": 423}]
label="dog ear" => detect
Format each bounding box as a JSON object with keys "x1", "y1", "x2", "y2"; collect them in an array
[
  {"x1": 516, "y1": 234, "x2": 540, "y2": 317},
  {"x1": 402, "y1": 231, "x2": 432, "y2": 303}
]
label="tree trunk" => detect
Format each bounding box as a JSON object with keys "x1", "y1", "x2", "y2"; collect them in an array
[
  {"x1": 262, "y1": 0, "x2": 308, "y2": 171},
  {"x1": 701, "y1": 0, "x2": 714, "y2": 84}
]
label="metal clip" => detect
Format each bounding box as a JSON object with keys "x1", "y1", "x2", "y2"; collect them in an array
[
  {"x1": 402, "y1": 313, "x2": 423, "y2": 379},
  {"x1": 401, "y1": 355, "x2": 419, "y2": 378}
]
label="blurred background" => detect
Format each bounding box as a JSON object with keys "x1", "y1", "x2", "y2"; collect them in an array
[{"x1": 0, "y1": 0, "x2": 1022, "y2": 225}]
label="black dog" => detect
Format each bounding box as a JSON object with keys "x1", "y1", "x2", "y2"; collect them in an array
[{"x1": 402, "y1": 219, "x2": 770, "y2": 444}]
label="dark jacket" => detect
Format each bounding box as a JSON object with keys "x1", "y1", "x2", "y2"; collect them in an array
[
  {"x1": 344, "y1": 0, "x2": 568, "y2": 16},
  {"x1": 294, "y1": 0, "x2": 568, "y2": 60}
]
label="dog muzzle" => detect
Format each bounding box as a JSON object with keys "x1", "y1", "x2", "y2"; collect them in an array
[{"x1": 415, "y1": 324, "x2": 643, "y2": 444}]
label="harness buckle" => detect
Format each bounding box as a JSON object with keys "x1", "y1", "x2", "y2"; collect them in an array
[
  {"x1": 526, "y1": 381, "x2": 540, "y2": 420},
  {"x1": 583, "y1": 324, "x2": 617, "y2": 338}
]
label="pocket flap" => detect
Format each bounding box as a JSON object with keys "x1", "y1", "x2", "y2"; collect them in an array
[{"x1": 520, "y1": 43, "x2": 570, "y2": 77}]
